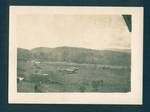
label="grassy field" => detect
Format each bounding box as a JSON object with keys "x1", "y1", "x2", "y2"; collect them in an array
[{"x1": 17, "y1": 61, "x2": 131, "y2": 92}]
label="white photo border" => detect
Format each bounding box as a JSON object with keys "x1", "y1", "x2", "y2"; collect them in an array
[{"x1": 9, "y1": 6, "x2": 143, "y2": 104}]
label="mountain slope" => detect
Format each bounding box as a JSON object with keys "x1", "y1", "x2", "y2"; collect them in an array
[{"x1": 17, "y1": 47, "x2": 131, "y2": 66}]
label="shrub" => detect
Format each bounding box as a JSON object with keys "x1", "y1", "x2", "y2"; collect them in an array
[{"x1": 91, "y1": 80, "x2": 103, "y2": 91}]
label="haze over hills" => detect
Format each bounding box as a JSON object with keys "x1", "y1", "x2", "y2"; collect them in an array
[{"x1": 17, "y1": 46, "x2": 131, "y2": 66}]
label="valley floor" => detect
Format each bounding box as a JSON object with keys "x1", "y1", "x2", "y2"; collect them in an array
[{"x1": 17, "y1": 61, "x2": 131, "y2": 92}]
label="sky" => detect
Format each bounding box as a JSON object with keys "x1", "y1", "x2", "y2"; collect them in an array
[{"x1": 16, "y1": 15, "x2": 131, "y2": 50}]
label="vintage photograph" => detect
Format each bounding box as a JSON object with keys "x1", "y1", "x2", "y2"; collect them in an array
[
  {"x1": 17, "y1": 15, "x2": 131, "y2": 93},
  {"x1": 9, "y1": 6, "x2": 143, "y2": 104}
]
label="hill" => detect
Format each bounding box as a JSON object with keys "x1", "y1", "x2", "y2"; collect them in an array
[{"x1": 17, "y1": 46, "x2": 131, "y2": 66}]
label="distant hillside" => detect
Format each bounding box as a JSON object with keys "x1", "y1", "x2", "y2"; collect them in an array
[
  {"x1": 31, "y1": 47, "x2": 53, "y2": 53},
  {"x1": 17, "y1": 47, "x2": 131, "y2": 66},
  {"x1": 17, "y1": 48, "x2": 32, "y2": 61}
]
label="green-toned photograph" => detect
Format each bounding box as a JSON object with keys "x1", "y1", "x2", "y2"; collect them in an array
[{"x1": 17, "y1": 14, "x2": 131, "y2": 93}]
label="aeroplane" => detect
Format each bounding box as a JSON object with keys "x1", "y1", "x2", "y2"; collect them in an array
[{"x1": 58, "y1": 66, "x2": 79, "y2": 74}]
